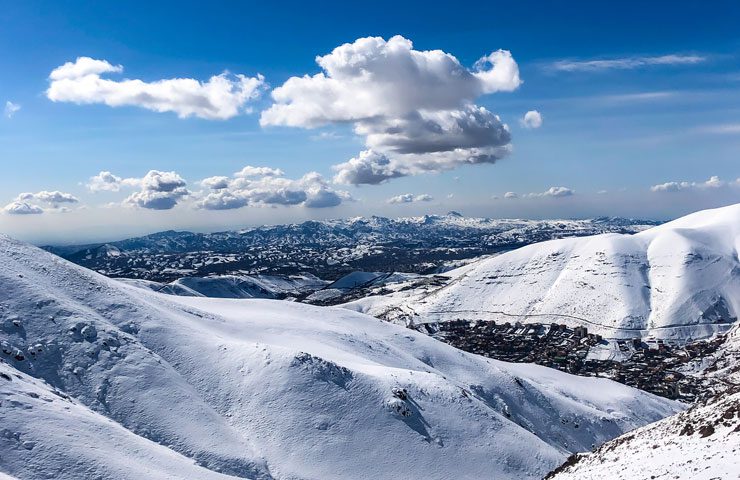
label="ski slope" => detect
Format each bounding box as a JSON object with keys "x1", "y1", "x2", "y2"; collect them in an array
[
  {"x1": 0, "y1": 234, "x2": 681, "y2": 480},
  {"x1": 379, "y1": 204, "x2": 740, "y2": 340}
]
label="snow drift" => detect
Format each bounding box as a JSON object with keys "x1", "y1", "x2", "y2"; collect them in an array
[{"x1": 0, "y1": 234, "x2": 680, "y2": 479}]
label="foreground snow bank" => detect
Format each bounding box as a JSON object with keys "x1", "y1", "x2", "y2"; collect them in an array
[{"x1": 547, "y1": 390, "x2": 740, "y2": 480}]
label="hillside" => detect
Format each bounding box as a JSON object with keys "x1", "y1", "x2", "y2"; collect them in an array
[
  {"x1": 117, "y1": 273, "x2": 327, "y2": 299},
  {"x1": 0, "y1": 234, "x2": 680, "y2": 480},
  {"x1": 360, "y1": 204, "x2": 740, "y2": 341},
  {"x1": 547, "y1": 388, "x2": 740, "y2": 480}
]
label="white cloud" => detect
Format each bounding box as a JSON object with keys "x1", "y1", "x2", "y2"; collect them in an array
[
  {"x1": 3, "y1": 201, "x2": 44, "y2": 215},
  {"x1": 520, "y1": 110, "x2": 542, "y2": 129},
  {"x1": 86, "y1": 171, "x2": 141, "y2": 192},
  {"x1": 262, "y1": 35, "x2": 520, "y2": 184},
  {"x1": 87, "y1": 167, "x2": 349, "y2": 211},
  {"x1": 502, "y1": 187, "x2": 575, "y2": 199},
  {"x1": 88, "y1": 170, "x2": 190, "y2": 208},
  {"x1": 17, "y1": 190, "x2": 79, "y2": 205},
  {"x1": 332, "y1": 150, "x2": 404, "y2": 185},
  {"x1": 3, "y1": 189, "x2": 80, "y2": 215},
  {"x1": 124, "y1": 170, "x2": 189, "y2": 210},
  {"x1": 200, "y1": 176, "x2": 231, "y2": 190},
  {"x1": 4, "y1": 101, "x2": 21, "y2": 118},
  {"x1": 49, "y1": 57, "x2": 123, "y2": 80},
  {"x1": 650, "y1": 175, "x2": 731, "y2": 192},
  {"x1": 551, "y1": 54, "x2": 706, "y2": 72},
  {"x1": 234, "y1": 166, "x2": 284, "y2": 178},
  {"x1": 196, "y1": 190, "x2": 249, "y2": 210},
  {"x1": 47, "y1": 57, "x2": 266, "y2": 120},
  {"x1": 196, "y1": 167, "x2": 349, "y2": 210},
  {"x1": 386, "y1": 193, "x2": 434, "y2": 204},
  {"x1": 525, "y1": 186, "x2": 575, "y2": 198},
  {"x1": 310, "y1": 131, "x2": 343, "y2": 141}
]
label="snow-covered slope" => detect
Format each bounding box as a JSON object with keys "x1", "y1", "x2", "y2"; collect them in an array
[
  {"x1": 386, "y1": 204, "x2": 740, "y2": 340},
  {"x1": 117, "y1": 273, "x2": 326, "y2": 299},
  {"x1": 547, "y1": 388, "x2": 740, "y2": 480},
  {"x1": 0, "y1": 234, "x2": 681, "y2": 480}
]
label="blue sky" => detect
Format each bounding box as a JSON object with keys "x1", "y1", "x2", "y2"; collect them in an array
[{"x1": 1, "y1": 0, "x2": 739, "y2": 244}]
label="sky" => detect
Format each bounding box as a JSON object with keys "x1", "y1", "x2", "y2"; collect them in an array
[{"x1": 1, "y1": 0, "x2": 739, "y2": 244}]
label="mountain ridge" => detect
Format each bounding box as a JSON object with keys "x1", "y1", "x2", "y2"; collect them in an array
[{"x1": 351, "y1": 204, "x2": 740, "y2": 342}]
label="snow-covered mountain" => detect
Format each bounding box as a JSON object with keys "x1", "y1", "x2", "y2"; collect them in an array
[
  {"x1": 44, "y1": 214, "x2": 658, "y2": 282},
  {"x1": 0, "y1": 234, "x2": 680, "y2": 480},
  {"x1": 361, "y1": 204, "x2": 740, "y2": 342}
]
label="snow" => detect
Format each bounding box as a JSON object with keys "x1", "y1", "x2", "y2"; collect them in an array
[
  {"x1": 374, "y1": 204, "x2": 740, "y2": 341},
  {"x1": 0, "y1": 363, "x2": 241, "y2": 480},
  {"x1": 548, "y1": 390, "x2": 740, "y2": 480},
  {"x1": 118, "y1": 273, "x2": 326, "y2": 299},
  {"x1": 0, "y1": 234, "x2": 681, "y2": 480}
]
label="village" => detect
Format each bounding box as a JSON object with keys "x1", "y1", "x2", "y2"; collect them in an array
[{"x1": 417, "y1": 319, "x2": 728, "y2": 402}]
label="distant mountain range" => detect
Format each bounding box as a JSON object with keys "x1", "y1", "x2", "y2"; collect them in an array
[{"x1": 44, "y1": 213, "x2": 660, "y2": 282}]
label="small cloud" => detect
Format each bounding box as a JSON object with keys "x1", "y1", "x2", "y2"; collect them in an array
[
  {"x1": 650, "y1": 175, "x2": 730, "y2": 192},
  {"x1": 333, "y1": 150, "x2": 404, "y2": 185},
  {"x1": 543, "y1": 186, "x2": 574, "y2": 197},
  {"x1": 695, "y1": 123, "x2": 740, "y2": 135},
  {"x1": 17, "y1": 190, "x2": 79, "y2": 206},
  {"x1": 124, "y1": 170, "x2": 189, "y2": 210},
  {"x1": 504, "y1": 191, "x2": 518, "y2": 199},
  {"x1": 3, "y1": 201, "x2": 43, "y2": 215},
  {"x1": 523, "y1": 186, "x2": 575, "y2": 198},
  {"x1": 310, "y1": 131, "x2": 343, "y2": 141},
  {"x1": 520, "y1": 110, "x2": 543, "y2": 129},
  {"x1": 550, "y1": 54, "x2": 706, "y2": 72},
  {"x1": 86, "y1": 171, "x2": 141, "y2": 192},
  {"x1": 200, "y1": 176, "x2": 231, "y2": 190},
  {"x1": 4, "y1": 101, "x2": 20, "y2": 118},
  {"x1": 597, "y1": 91, "x2": 676, "y2": 103},
  {"x1": 387, "y1": 193, "x2": 434, "y2": 204},
  {"x1": 4, "y1": 190, "x2": 80, "y2": 214}
]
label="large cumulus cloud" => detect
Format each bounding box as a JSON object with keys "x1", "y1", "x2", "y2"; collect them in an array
[
  {"x1": 261, "y1": 35, "x2": 520, "y2": 184},
  {"x1": 47, "y1": 57, "x2": 266, "y2": 120}
]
